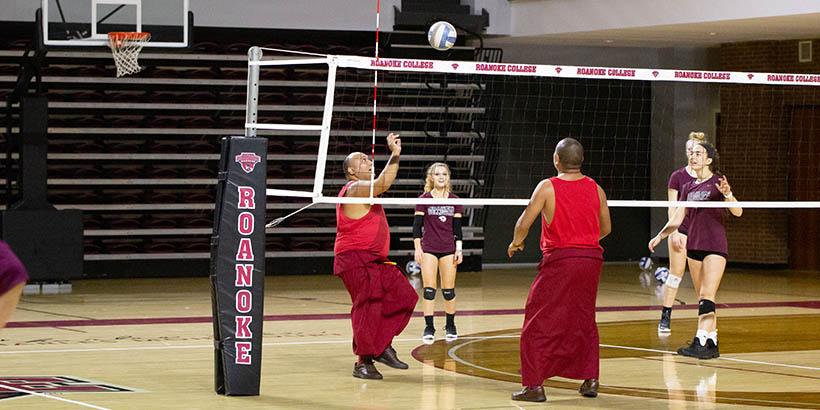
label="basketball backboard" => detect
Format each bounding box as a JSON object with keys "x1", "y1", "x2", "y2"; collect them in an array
[{"x1": 41, "y1": 0, "x2": 190, "y2": 48}]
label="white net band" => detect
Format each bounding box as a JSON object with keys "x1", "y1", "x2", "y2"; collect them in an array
[
  {"x1": 107, "y1": 32, "x2": 150, "y2": 77},
  {"x1": 265, "y1": 189, "x2": 820, "y2": 209}
]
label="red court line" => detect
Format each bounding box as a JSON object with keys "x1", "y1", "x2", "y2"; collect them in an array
[{"x1": 6, "y1": 300, "x2": 820, "y2": 328}]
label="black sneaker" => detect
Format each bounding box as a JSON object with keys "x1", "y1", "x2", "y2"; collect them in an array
[
  {"x1": 658, "y1": 310, "x2": 671, "y2": 333},
  {"x1": 708, "y1": 339, "x2": 720, "y2": 358},
  {"x1": 422, "y1": 326, "x2": 435, "y2": 344},
  {"x1": 677, "y1": 338, "x2": 715, "y2": 359},
  {"x1": 444, "y1": 324, "x2": 458, "y2": 340}
]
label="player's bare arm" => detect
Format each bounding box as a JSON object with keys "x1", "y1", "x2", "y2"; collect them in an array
[
  {"x1": 717, "y1": 176, "x2": 742, "y2": 217},
  {"x1": 598, "y1": 184, "x2": 612, "y2": 240},
  {"x1": 346, "y1": 133, "x2": 401, "y2": 198},
  {"x1": 648, "y1": 206, "x2": 686, "y2": 252},
  {"x1": 508, "y1": 179, "x2": 552, "y2": 257}
]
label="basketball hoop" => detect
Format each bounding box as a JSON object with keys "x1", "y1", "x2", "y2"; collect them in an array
[{"x1": 107, "y1": 32, "x2": 150, "y2": 77}]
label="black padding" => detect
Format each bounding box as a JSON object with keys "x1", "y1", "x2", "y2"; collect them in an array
[
  {"x1": 452, "y1": 217, "x2": 462, "y2": 241},
  {"x1": 423, "y1": 287, "x2": 436, "y2": 300},
  {"x1": 698, "y1": 299, "x2": 716, "y2": 315},
  {"x1": 442, "y1": 288, "x2": 455, "y2": 301},
  {"x1": 413, "y1": 214, "x2": 424, "y2": 239}
]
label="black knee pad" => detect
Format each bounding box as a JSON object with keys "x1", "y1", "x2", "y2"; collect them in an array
[
  {"x1": 441, "y1": 288, "x2": 456, "y2": 301},
  {"x1": 423, "y1": 287, "x2": 436, "y2": 300},
  {"x1": 698, "y1": 299, "x2": 716, "y2": 315}
]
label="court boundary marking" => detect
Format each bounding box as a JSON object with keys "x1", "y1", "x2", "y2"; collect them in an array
[{"x1": 0, "y1": 382, "x2": 111, "y2": 410}]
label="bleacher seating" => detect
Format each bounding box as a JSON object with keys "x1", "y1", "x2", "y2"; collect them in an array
[{"x1": 0, "y1": 28, "x2": 490, "y2": 275}]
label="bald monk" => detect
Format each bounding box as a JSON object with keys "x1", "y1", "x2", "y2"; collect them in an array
[
  {"x1": 507, "y1": 137, "x2": 612, "y2": 402},
  {"x1": 334, "y1": 133, "x2": 419, "y2": 380}
]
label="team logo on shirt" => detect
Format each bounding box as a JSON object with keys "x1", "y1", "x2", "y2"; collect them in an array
[
  {"x1": 688, "y1": 191, "x2": 711, "y2": 201},
  {"x1": 428, "y1": 206, "x2": 454, "y2": 216},
  {"x1": 235, "y1": 152, "x2": 261, "y2": 174},
  {"x1": 439, "y1": 216, "x2": 447, "y2": 222}
]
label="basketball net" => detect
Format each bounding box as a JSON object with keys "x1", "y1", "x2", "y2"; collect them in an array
[{"x1": 107, "y1": 32, "x2": 150, "y2": 77}]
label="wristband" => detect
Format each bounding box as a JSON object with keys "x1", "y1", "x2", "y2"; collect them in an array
[
  {"x1": 723, "y1": 192, "x2": 732, "y2": 199},
  {"x1": 455, "y1": 241, "x2": 462, "y2": 251}
]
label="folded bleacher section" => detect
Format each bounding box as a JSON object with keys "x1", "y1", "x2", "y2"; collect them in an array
[{"x1": 0, "y1": 21, "x2": 497, "y2": 276}]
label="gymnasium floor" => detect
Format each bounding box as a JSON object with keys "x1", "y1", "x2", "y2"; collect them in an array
[{"x1": 1, "y1": 263, "x2": 819, "y2": 409}]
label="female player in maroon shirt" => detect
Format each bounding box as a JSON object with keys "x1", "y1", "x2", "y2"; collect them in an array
[
  {"x1": 413, "y1": 163, "x2": 463, "y2": 343},
  {"x1": 658, "y1": 131, "x2": 703, "y2": 333},
  {"x1": 649, "y1": 142, "x2": 742, "y2": 359}
]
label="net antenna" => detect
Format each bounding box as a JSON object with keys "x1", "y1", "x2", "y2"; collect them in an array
[{"x1": 107, "y1": 31, "x2": 150, "y2": 77}]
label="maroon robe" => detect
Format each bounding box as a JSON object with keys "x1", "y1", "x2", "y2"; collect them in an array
[
  {"x1": 521, "y1": 176, "x2": 604, "y2": 386},
  {"x1": 334, "y1": 250, "x2": 418, "y2": 356},
  {"x1": 520, "y1": 247, "x2": 603, "y2": 385}
]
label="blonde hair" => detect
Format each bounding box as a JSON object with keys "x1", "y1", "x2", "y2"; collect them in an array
[
  {"x1": 688, "y1": 131, "x2": 706, "y2": 142},
  {"x1": 424, "y1": 162, "x2": 451, "y2": 193}
]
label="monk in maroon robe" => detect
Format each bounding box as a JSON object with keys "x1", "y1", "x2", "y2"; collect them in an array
[
  {"x1": 334, "y1": 133, "x2": 418, "y2": 380},
  {"x1": 507, "y1": 138, "x2": 612, "y2": 402}
]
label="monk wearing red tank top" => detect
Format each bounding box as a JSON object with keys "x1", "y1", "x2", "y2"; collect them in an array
[
  {"x1": 333, "y1": 133, "x2": 418, "y2": 381},
  {"x1": 508, "y1": 138, "x2": 612, "y2": 402}
]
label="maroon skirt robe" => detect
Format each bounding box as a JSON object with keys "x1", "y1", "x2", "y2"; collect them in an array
[
  {"x1": 334, "y1": 250, "x2": 418, "y2": 356},
  {"x1": 519, "y1": 248, "x2": 603, "y2": 386}
]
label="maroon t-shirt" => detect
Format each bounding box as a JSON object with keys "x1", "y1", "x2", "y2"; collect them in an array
[
  {"x1": 679, "y1": 174, "x2": 728, "y2": 255},
  {"x1": 668, "y1": 167, "x2": 696, "y2": 235},
  {"x1": 415, "y1": 192, "x2": 463, "y2": 254}
]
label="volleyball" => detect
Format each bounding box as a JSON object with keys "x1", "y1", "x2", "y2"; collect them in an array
[
  {"x1": 428, "y1": 21, "x2": 457, "y2": 51},
  {"x1": 654, "y1": 267, "x2": 670, "y2": 284},
  {"x1": 638, "y1": 256, "x2": 653, "y2": 271},
  {"x1": 406, "y1": 260, "x2": 422, "y2": 275}
]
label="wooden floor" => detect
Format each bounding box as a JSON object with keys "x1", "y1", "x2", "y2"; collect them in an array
[{"x1": 1, "y1": 263, "x2": 819, "y2": 409}]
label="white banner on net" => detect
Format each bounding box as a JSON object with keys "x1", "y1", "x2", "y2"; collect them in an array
[{"x1": 333, "y1": 54, "x2": 820, "y2": 87}]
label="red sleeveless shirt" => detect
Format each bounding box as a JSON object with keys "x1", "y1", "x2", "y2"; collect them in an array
[
  {"x1": 334, "y1": 181, "x2": 390, "y2": 257},
  {"x1": 540, "y1": 176, "x2": 602, "y2": 253}
]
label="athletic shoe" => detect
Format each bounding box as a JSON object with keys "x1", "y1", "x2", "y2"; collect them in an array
[
  {"x1": 677, "y1": 338, "x2": 717, "y2": 359},
  {"x1": 708, "y1": 339, "x2": 720, "y2": 358},
  {"x1": 444, "y1": 324, "x2": 458, "y2": 340},
  {"x1": 658, "y1": 310, "x2": 671, "y2": 333},
  {"x1": 422, "y1": 326, "x2": 435, "y2": 344}
]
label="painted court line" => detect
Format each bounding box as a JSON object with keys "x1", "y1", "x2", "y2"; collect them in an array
[
  {"x1": 0, "y1": 382, "x2": 111, "y2": 410},
  {"x1": 5, "y1": 335, "x2": 818, "y2": 373},
  {"x1": 7, "y1": 300, "x2": 820, "y2": 329}
]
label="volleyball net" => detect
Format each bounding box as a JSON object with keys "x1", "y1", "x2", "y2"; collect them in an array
[
  {"x1": 247, "y1": 49, "x2": 820, "y2": 212},
  {"x1": 209, "y1": 47, "x2": 820, "y2": 394}
]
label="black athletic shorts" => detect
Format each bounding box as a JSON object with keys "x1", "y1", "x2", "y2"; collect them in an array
[
  {"x1": 424, "y1": 251, "x2": 454, "y2": 259},
  {"x1": 687, "y1": 249, "x2": 727, "y2": 261}
]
